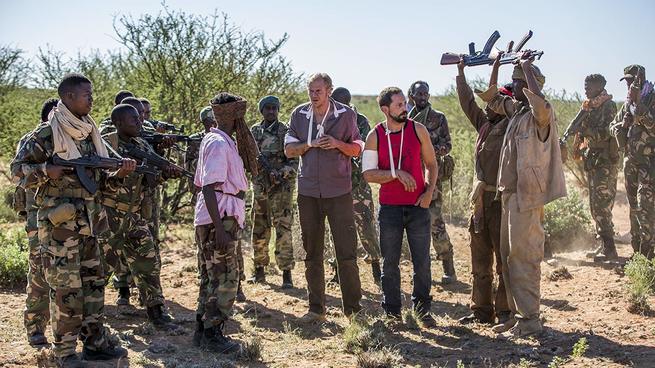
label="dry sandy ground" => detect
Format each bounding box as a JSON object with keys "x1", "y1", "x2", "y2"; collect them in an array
[{"x1": 1, "y1": 187, "x2": 654, "y2": 368}]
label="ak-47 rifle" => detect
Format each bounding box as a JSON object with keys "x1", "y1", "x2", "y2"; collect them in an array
[
  {"x1": 257, "y1": 153, "x2": 282, "y2": 192},
  {"x1": 124, "y1": 144, "x2": 194, "y2": 179},
  {"x1": 141, "y1": 132, "x2": 202, "y2": 145},
  {"x1": 51, "y1": 154, "x2": 157, "y2": 194},
  {"x1": 560, "y1": 110, "x2": 589, "y2": 162},
  {"x1": 153, "y1": 121, "x2": 184, "y2": 133},
  {"x1": 441, "y1": 30, "x2": 544, "y2": 66}
]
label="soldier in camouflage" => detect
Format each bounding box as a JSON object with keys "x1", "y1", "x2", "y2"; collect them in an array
[
  {"x1": 11, "y1": 74, "x2": 131, "y2": 367},
  {"x1": 102, "y1": 97, "x2": 173, "y2": 307},
  {"x1": 247, "y1": 95, "x2": 298, "y2": 288},
  {"x1": 14, "y1": 98, "x2": 58, "y2": 346},
  {"x1": 562, "y1": 74, "x2": 620, "y2": 261},
  {"x1": 328, "y1": 87, "x2": 382, "y2": 284},
  {"x1": 99, "y1": 104, "x2": 182, "y2": 328},
  {"x1": 611, "y1": 65, "x2": 655, "y2": 259},
  {"x1": 408, "y1": 81, "x2": 457, "y2": 283}
]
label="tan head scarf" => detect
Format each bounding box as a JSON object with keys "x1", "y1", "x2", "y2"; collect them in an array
[
  {"x1": 210, "y1": 99, "x2": 260, "y2": 175},
  {"x1": 49, "y1": 100, "x2": 108, "y2": 160},
  {"x1": 512, "y1": 64, "x2": 546, "y2": 89}
]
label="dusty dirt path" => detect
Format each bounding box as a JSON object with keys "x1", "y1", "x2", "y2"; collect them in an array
[{"x1": 1, "y1": 184, "x2": 654, "y2": 368}]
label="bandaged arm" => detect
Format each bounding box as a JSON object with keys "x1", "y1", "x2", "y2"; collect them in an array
[{"x1": 361, "y1": 130, "x2": 396, "y2": 184}]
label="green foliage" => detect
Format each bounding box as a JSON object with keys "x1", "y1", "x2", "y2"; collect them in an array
[
  {"x1": 343, "y1": 316, "x2": 383, "y2": 353},
  {"x1": 571, "y1": 337, "x2": 588, "y2": 359},
  {"x1": 0, "y1": 184, "x2": 20, "y2": 223},
  {"x1": 547, "y1": 356, "x2": 567, "y2": 368},
  {"x1": 0, "y1": 229, "x2": 28, "y2": 288},
  {"x1": 356, "y1": 347, "x2": 402, "y2": 368},
  {"x1": 544, "y1": 189, "x2": 593, "y2": 250},
  {"x1": 401, "y1": 308, "x2": 422, "y2": 330},
  {"x1": 624, "y1": 253, "x2": 655, "y2": 314}
]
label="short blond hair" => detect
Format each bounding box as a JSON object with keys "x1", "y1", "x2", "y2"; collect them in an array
[{"x1": 307, "y1": 73, "x2": 333, "y2": 89}]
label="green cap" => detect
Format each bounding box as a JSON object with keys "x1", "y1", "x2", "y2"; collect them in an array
[
  {"x1": 199, "y1": 106, "x2": 215, "y2": 123},
  {"x1": 258, "y1": 95, "x2": 280, "y2": 113},
  {"x1": 620, "y1": 64, "x2": 645, "y2": 81}
]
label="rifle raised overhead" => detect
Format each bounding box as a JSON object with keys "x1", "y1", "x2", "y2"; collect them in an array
[{"x1": 440, "y1": 30, "x2": 543, "y2": 67}]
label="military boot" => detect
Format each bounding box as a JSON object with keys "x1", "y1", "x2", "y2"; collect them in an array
[
  {"x1": 247, "y1": 267, "x2": 266, "y2": 284},
  {"x1": 371, "y1": 261, "x2": 382, "y2": 284},
  {"x1": 28, "y1": 331, "x2": 48, "y2": 346},
  {"x1": 146, "y1": 305, "x2": 175, "y2": 329},
  {"x1": 594, "y1": 235, "x2": 618, "y2": 262},
  {"x1": 56, "y1": 354, "x2": 87, "y2": 368},
  {"x1": 193, "y1": 314, "x2": 204, "y2": 346},
  {"x1": 116, "y1": 287, "x2": 130, "y2": 306},
  {"x1": 236, "y1": 281, "x2": 246, "y2": 303},
  {"x1": 200, "y1": 323, "x2": 241, "y2": 354},
  {"x1": 81, "y1": 344, "x2": 128, "y2": 361},
  {"x1": 281, "y1": 270, "x2": 293, "y2": 289},
  {"x1": 441, "y1": 254, "x2": 457, "y2": 284}
]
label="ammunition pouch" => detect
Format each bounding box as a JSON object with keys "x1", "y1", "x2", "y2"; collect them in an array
[
  {"x1": 47, "y1": 203, "x2": 77, "y2": 227},
  {"x1": 102, "y1": 197, "x2": 141, "y2": 213},
  {"x1": 43, "y1": 186, "x2": 93, "y2": 199}
]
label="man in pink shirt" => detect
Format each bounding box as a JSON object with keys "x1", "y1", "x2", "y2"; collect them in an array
[{"x1": 193, "y1": 92, "x2": 249, "y2": 353}]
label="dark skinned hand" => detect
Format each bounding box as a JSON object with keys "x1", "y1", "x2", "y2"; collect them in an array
[
  {"x1": 116, "y1": 158, "x2": 137, "y2": 178},
  {"x1": 214, "y1": 226, "x2": 232, "y2": 253}
]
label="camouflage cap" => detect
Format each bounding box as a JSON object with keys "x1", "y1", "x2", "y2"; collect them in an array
[
  {"x1": 512, "y1": 64, "x2": 546, "y2": 89},
  {"x1": 258, "y1": 95, "x2": 280, "y2": 112},
  {"x1": 199, "y1": 106, "x2": 215, "y2": 123},
  {"x1": 620, "y1": 64, "x2": 646, "y2": 81}
]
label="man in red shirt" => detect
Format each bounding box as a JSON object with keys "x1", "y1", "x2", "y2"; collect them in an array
[{"x1": 362, "y1": 87, "x2": 439, "y2": 327}]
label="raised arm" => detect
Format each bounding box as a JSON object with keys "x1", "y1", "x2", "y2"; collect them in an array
[{"x1": 456, "y1": 59, "x2": 487, "y2": 131}]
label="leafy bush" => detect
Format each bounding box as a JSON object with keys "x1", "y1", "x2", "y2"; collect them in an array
[
  {"x1": 544, "y1": 189, "x2": 594, "y2": 252},
  {"x1": 0, "y1": 229, "x2": 28, "y2": 288},
  {"x1": 624, "y1": 253, "x2": 655, "y2": 314}
]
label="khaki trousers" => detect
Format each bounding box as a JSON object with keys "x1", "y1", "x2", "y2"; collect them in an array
[{"x1": 500, "y1": 192, "x2": 544, "y2": 324}]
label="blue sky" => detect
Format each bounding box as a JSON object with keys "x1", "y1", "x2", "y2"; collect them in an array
[{"x1": 1, "y1": 0, "x2": 653, "y2": 98}]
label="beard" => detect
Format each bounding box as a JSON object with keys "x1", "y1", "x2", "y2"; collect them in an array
[{"x1": 390, "y1": 111, "x2": 408, "y2": 123}]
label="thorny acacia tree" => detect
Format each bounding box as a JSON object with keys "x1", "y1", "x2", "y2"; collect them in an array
[{"x1": 34, "y1": 7, "x2": 305, "y2": 223}]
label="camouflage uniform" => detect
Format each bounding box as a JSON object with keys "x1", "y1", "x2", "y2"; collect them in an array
[
  {"x1": 100, "y1": 120, "x2": 159, "y2": 292},
  {"x1": 15, "y1": 130, "x2": 50, "y2": 338},
  {"x1": 408, "y1": 104, "x2": 454, "y2": 259},
  {"x1": 11, "y1": 124, "x2": 114, "y2": 358},
  {"x1": 98, "y1": 133, "x2": 165, "y2": 308},
  {"x1": 611, "y1": 74, "x2": 655, "y2": 258},
  {"x1": 250, "y1": 120, "x2": 297, "y2": 271},
  {"x1": 573, "y1": 98, "x2": 620, "y2": 240},
  {"x1": 195, "y1": 217, "x2": 240, "y2": 326}
]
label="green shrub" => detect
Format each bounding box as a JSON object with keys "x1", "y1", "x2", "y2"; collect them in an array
[
  {"x1": 624, "y1": 253, "x2": 655, "y2": 314},
  {"x1": 0, "y1": 229, "x2": 28, "y2": 288},
  {"x1": 0, "y1": 185, "x2": 20, "y2": 224},
  {"x1": 544, "y1": 189, "x2": 593, "y2": 252}
]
